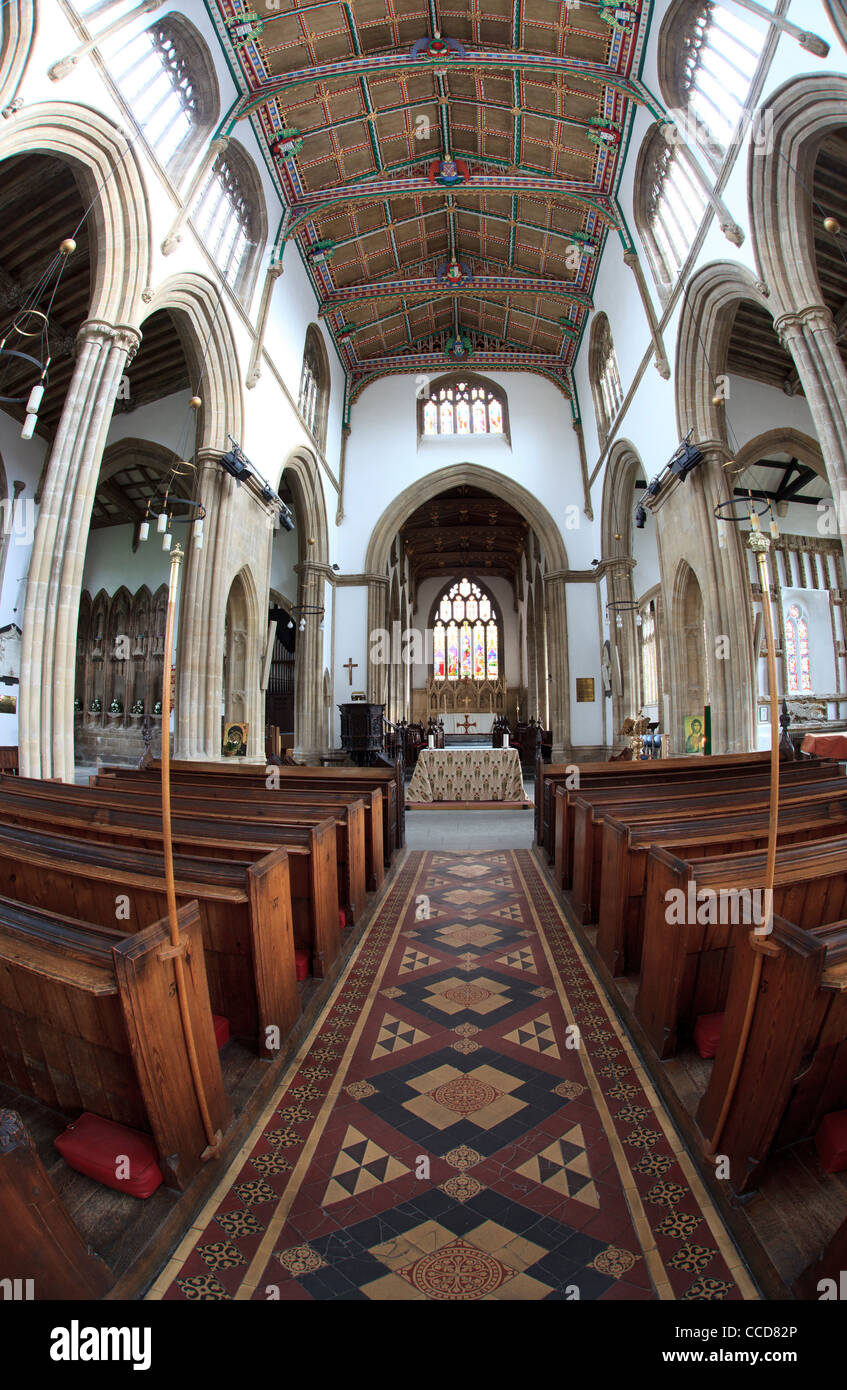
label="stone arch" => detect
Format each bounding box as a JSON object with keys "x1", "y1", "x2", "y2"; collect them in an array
[
  {"x1": 675, "y1": 260, "x2": 771, "y2": 448},
  {"x1": 749, "y1": 73, "x2": 847, "y2": 508},
  {"x1": 0, "y1": 102, "x2": 152, "y2": 324},
  {"x1": 730, "y1": 427, "x2": 827, "y2": 482},
  {"x1": 365, "y1": 463, "x2": 568, "y2": 575},
  {"x1": 672, "y1": 560, "x2": 709, "y2": 750},
  {"x1": 278, "y1": 448, "x2": 329, "y2": 568},
  {"x1": 749, "y1": 73, "x2": 847, "y2": 319},
  {"x1": 0, "y1": 1, "x2": 36, "y2": 110},
  {"x1": 138, "y1": 274, "x2": 246, "y2": 761},
  {"x1": 365, "y1": 464, "x2": 571, "y2": 756},
  {"x1": 140, "y1": 272, "x2": 244, "y2": 448},
  {"x1": 822, "y1": 0, "x2": 847, "y2": 52},
  {"x1": 222, "y1": 565, "x2": 262, "y2": 753}
]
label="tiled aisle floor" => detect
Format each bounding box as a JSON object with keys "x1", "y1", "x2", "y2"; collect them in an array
[{"x1": 151, "y1": 851, "x2": 758, "y2": 1302}]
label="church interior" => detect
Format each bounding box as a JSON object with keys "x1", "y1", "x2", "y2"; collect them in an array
[{"x1": 3, "y1": 0, "x2": 847, "y2": 1330}]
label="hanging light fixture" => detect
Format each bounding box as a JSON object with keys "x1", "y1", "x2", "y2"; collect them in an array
[{"x1": 0, "y1": 238, "x2": 77, "y2": 441}]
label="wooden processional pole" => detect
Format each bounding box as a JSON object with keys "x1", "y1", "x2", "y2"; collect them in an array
[
  {"x1": 705, "y1": 517, "x2": 780, "y2": 1157},
  {"x1": 159, "y1": 542, "x2": 221, "y2": 1160}
]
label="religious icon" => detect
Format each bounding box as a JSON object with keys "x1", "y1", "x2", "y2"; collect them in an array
[
  {"x1": 223, "y1": 722, "x2": 248, "y2": 757},
  {"x1": 683, "y1": 715, "x2": 706, "y2": 755}
]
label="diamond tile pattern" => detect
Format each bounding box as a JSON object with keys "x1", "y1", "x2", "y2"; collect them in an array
[{"x1": 159, "y1": 852, "x2": 755, "y2": 1303}]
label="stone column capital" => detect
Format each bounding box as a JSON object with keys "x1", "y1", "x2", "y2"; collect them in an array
[
  {"x1": 774, "y1": 304, "x2": 834, "y2": 345},
  {"x1": 364, "y1": 573, "x2": 390, "y2": 588},
  {"x1": 77, "y1": 319, "x2": 142, "y2": 361}
]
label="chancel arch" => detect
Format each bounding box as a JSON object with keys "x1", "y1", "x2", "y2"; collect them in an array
[{"x1": 366, "y1": 465, "x2": 570, "y2": 756}]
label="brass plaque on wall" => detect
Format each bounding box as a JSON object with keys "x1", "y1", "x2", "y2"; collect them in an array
[{"x1": 576, "y1": 678, "x2": 595, "y2": 703}]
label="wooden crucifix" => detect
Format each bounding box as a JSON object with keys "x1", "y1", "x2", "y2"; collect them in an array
[
  {"x1": 342, "y1": 657, "x2": 358, "y2": 686},
  {"x1": 457, "y1": 713, "x2": 477, "y2": 735}
]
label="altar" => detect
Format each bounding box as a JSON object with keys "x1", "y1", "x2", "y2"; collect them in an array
[{"x1": 407, "y1": 747, "x2": 527, "y2": 805}]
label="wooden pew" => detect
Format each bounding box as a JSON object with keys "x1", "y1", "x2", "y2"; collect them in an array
[
  {"x1": 0, "y1": 897, "x2": 231, "y2": 1189},
  {"x1": 694, "y1": 914, "x2": 847, "y2": 1195},
  {"x1": 635, "y1": 836, "x2": 847, "y2": 1059},
  {"x1": 0, "y1": 1108, "x2": 112, "y2": 1298},
  {"x1": 794, "y1": 1214, "x2": 847, "y2": 1300},
  {"x1": 535, "y1": 750, "x2": 778, "y2": 858},
  {"x1": 154, "y1": 760, "x2": 405, "y2": 861},
  {"x1": 0, "y1": 823, "x2": 298, "y2": 1053},
  {"x1": 0, "y1": 791, "x2": 340, "y2": 979},
  {"x1": 553, "y1": 758, "x2": 838, "y2": 892},
  {"x1": 597, "y1": 793, "x2": 847, "y2": 976},
  {"x1": 0, "y1": 775, "x2": 360, "y2": 937},
  {"x1": 568, "y1": 768, "x2": 847, "y2": 926},
  {"x1": 96, "y1": 770, "x2": 384, "y2": 897}
]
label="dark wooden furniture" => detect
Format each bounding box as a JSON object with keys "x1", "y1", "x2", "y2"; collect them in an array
[
  {"x1": 0, "y1": 1109, "x2": 112, "y2": 1299},
  {"x1": 338, "y1": 701, "x2": 385, "y2": 766},
  {"x1": 0, "y1": 897, "x2": 231, "y2": 1189}
]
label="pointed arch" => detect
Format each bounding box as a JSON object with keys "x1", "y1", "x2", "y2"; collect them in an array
[{"x1": 0, "y1": 101, "x2": 152, "y2": 323}]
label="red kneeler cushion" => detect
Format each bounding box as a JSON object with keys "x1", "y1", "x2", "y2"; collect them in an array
[
  {"x1": 693, "y1": 1012, "x2": 724, "y2": 1059},
  {"x1": 339, "y1": 909, "x2": 347, "y2": 930},
  {"x1": 295, "y1": 948, "x2": 310, "y2": 981},
  {"x1": 213, "y1": 1014, "x2": 230, "y2": 1049},
  {"x1": 54, "y1": 1113, "x2": 164, "y2": 1198},
  {"x1": 816, "y1": 1110, "x2": 847, "y2": 1173}
]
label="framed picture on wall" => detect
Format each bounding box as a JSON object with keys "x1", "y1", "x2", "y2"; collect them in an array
[
  {"x1": 223, "y1": 722, "x2": 248, "y2": 756},
  {"x1": 683, "y1": 714, "x2": 706, "y2": 754}
]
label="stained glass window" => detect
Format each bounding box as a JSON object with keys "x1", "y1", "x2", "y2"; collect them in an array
[
  {"x1": 460, "y1": 623, "x2": 472, "y2": 678},
  {"x1": 446, "y1": 622, "x2": 459, "y2": 679},
  {"x1": 473, "y1": 622, "x2": 485, "y2": 678},
  {"x1": 785, "y1": 604, "x2": 812, "y2": 694},
  {"x1": 432, "y1": 579, "x2": 499, "y2": 682},
  {"x1": 419, "y1": 377, "x2": 508, "y2": 438}
]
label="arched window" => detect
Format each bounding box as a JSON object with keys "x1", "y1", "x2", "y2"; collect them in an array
[
  {"x1": 659, "y1": 0, "x2": 765, "y2": 163},
  {"x1": 785, "y1": 603, "x2": 813, "y2": 695},
  {"x1": 635, "y1": 126, "x2": 708, "y2": 298},
  {"x1": 418, "y1": 374, "x2": 509, "y2": 442},
  {"x1": 192, "y1": 140, "x2": 266, "y2": 298},
  {"x1": 298, "y1": 325, "x2": 330, "y2": 450},
  {"x1": 589, "y1": 314, "x2": 623, "y2": 445},
  {"x1": 432, "y1": 578, "x2": 500, "y2": 683},
  {"x1": 640, "y1": 599, "x2": 659, "y2": 706},
  {"x1": 104, "y1": 14, "x2": 219, "y2": 181}
]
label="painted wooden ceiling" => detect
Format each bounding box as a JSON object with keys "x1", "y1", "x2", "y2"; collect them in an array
[{"x1": 210, "y1": 0, "x2": 657, "y2": 410}]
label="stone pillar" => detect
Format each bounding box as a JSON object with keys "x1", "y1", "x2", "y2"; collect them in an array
[
  {"x1": 20, "y1": 319, "x2": 141, "y2": 782},
  {"x1": 336, "y1": 425, "x2": 351, "y2": 525},
  {"x1": 572, "y1": 420, "x2": 593, "y2": 519},
  {"x1": 162, "y1": 137, "x2": 229, "y2": 256},
  {"x1": 246, "y1": 261, "x2": 283, "y2": 389},
  {"x1": 544, "y1": 573, "x2": 571, "y2": 761},
  {"x1": 777, "y1": 307, "x2": 847, "y2": 520},
  {"x1": 366, "y1": 574, "x2": 389, "y2": 708},
  {"x1": 174, "y1": 452, "x2": 225, "y2": 761},
  {"x1": 623, "y1": 251, "x2": 670, "y2": 379},
  {"x1": 604, "y1": 558, "x2": 639, "y2": 736},
  {"x1": 294, "y1": 561, "x2": 327, "y2": 762}
]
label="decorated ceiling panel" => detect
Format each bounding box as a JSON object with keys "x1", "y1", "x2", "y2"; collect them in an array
[{"x1": 210, "y1": 0, "x2": 660, "y2": 411}]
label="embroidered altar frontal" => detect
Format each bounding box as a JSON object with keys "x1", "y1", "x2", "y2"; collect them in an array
[
  {"x1": 152, "y1": 851, "x2": 756, "y2": 1303},
  {"x1": 408, "y1": 747, "x2": 526, "y2": 803}
]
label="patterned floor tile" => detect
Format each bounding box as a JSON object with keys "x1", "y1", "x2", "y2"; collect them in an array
[{"x1": 155, "y1": 851, "x2": 757, "y2": 1304}]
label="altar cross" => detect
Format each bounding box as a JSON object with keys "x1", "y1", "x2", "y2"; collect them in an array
[
  {"x1": 457, "y1": 714, "x2": 477, "y2": 735},
  {"x1": 343, "y1": 657, "x2": 358, "y2": 686}
]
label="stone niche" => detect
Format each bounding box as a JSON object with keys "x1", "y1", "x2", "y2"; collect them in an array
[{"x1": 74, "y1": 584, "x2": 168, "y2": 765}]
